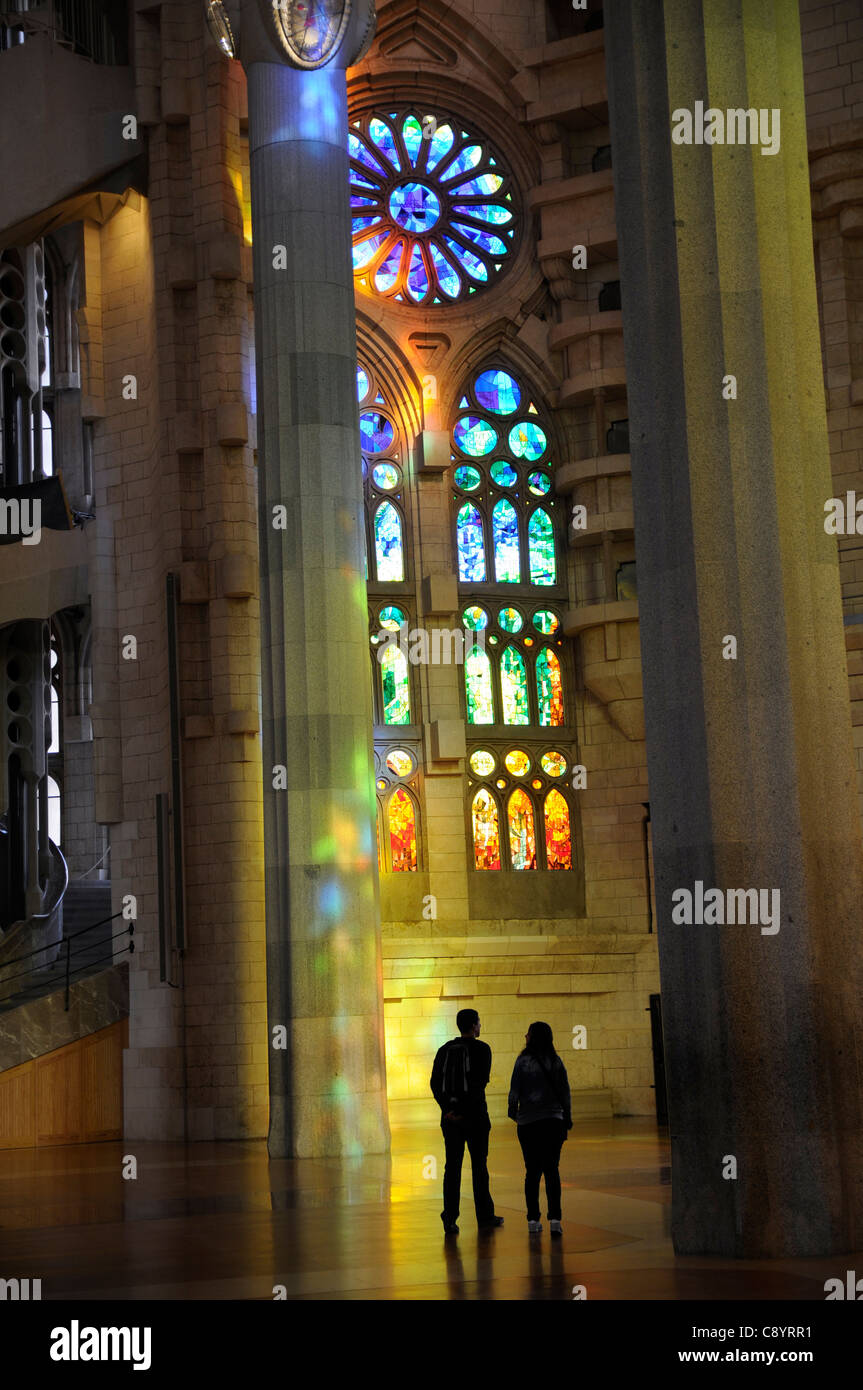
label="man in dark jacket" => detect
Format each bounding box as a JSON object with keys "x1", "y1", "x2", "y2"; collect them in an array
[{"x1": 430, "y1": 1009, "x2": 504, "y2": 1235}]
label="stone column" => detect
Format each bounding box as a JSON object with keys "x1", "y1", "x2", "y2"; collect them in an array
[
  {"x1": 247, "y1": 60, "x2": 389, "y2": 1158},
  {"x1": 605, "y1": 0, "x2": 863, "y2": 1255}
]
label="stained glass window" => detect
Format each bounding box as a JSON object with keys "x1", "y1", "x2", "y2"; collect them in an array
[
  {"x1": 389, "y1": 788, "x2": 418, "y2": 871},
  {"x1": 469, "y1": 749, "x2": 496, "y2": 777},
  {"x1": 540, "y1": 750, "x2": 567, "y2": 778},
  {"x1": 504, "y1": 749, "x2": 530, "y2": 777},
  {"x1": 528, "y1": 509, "x2": 556, "y2": 585},
  {"x1": 536, "y1": 647, "x2": 564, "y2": 726},
  {"x1": 475, "y1": 369, "x2": 521, "y2": 415},
  {"x1": 349, "y1": 110, "x2": 519, "y2": 304},
  {"x1": 381, "y1": 645, "x2": 411, "y2": 724},
  {"x1": 386, "y1": 749, "x2": 414, "y2": 777},
  {"x1": 465, "y1": 645, "x2": 494, "y2": 724},
  {"x1": 457, "y1": 503, "x2": 486, "y2": 582},
  {"x1": 472, "y1": 788, "x2": 501, "y2": 870},
  {"x1": 544, "y1": 790, "x2": 572, "y2": 870},
  {"x1": 508, "y1": 789, "x2": 536, "y2": 870},
  {"x1": 375, "y1": 501, "x2": 404, "y2": 581},
  {"x1": 492, "y1": 499, "x2": 520, "y2": 583},
  {"x1": 501, "y1": 646, "x2": 529, "y2": 725}
]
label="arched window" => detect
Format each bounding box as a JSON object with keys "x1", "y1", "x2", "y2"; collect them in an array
[
  {"x1": 349, "y1": 109, "x2": 520, "y2": 305},
  {"x1": 536, "y1": 647, "x2": 563, "y2": 727},
  {"x1": 370, "y1": 602, "x2": 413, "y2": 725},
  {"x1": 500, "y1": 646, "x2": 529, "y2": 725},
  {"x1": 388, "y1": 787, "x2": 418, "y2": 872},
  {"x1": 457, "y1": 502, "x2": 486, "y2": 581},
  {"x1": 359, "y1": 362, "x2": 409, "y2": 585},
  {"x1": 374, "y1": 746, "x2": 422, "y2": 872},
  {"x1": 380, "y1": 643, "x2": 411, "y2": 725},
  {"x1": 468, "y1": 744, "x2": 575, "y2": 871},
  {"x1": 492, "y1": 498, "x2": 519, "y2": 582},
  {"x1": 465, "y1": 644, "x2": 494, "y2": 724},
  {"x1": 462, "y1": 604, "x2": 567, "y2": 728},
  {"x1": 471, "y1": 788, "x2": 501, "y2": 870},
  {"x1": 528, "y1": 508, "x2": 555, "y2": 585}
]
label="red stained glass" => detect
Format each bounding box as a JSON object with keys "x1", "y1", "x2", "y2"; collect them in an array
[
  {"x1": 472, "y1": 788, "x2": 501, "y2": 870},
  {"x1": 544, "y1": 789, "x2": 571, "y2": 870},
  {"x1": 508, "y1": 788, "x2": 536, "y2": 870},
  {"x1": 536, "y1": 646, "x2": 564, "y2": 726},
  {"x1": 389, "y1": 787, "x2": 417, "y2": 872}
]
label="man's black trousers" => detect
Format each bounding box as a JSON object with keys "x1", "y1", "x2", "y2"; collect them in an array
[{"x1": 441, "y1": 1117, "x2": 495, "y2": 1224}]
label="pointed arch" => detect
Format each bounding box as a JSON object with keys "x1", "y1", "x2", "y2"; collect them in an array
[
  {"x1": 389, "y1": 787, "x2": 418, "y2": 871},
  {"x1": 492, "y1": 497, "x2": 520, "y2": 582},
  {"x1": 536, "y1": 647, "x2": 564, "y2": 726},
  {"x1": 457, "y1": 501, "x2": 486, "y2": 581},
  {"x1": 500, "y1": 645, "x2": 529, "y2": 725},
  {"x1": 507, "y1": 788, "x2": 536, "y2": 870},
  {"x1": 465, "y1": 644, "x2": 494, "y2": 723},
  {"x1": 528, "y1": 508, "x2": 556, "y2": 585},
  {"x1": 381, "y1": 644, "x2": 411, "y2": 724},
  {"x1": 472, "y1": 787, "x2": 501, "y2": 869},
  {"x1": 374, "y1": 500, "x2": 404, "y2": 581},
  {"x1": 544, "y1": 790, "x2": 571, "y2": 870}
]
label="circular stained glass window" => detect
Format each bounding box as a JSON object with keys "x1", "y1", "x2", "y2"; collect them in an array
[
  {"x1": 376, "y1": 778, "x2": 388, "y2": 791},
  {"x1": 490, "y1": 461, "x2": 518, "y2": 488},
  {"x1": 372, "y1": 463, "x2": 400, "y2": 490},
  {"x1": 361, "y1": 412, "x2": 395, "y2": 454},
  {"x1": 349, "y1": 111, "x2": 519, "y2": 305},
  {"x1": 357, "y1": 365, "x2": 370, "y2": 402},
  {"x1": 475, "y1": 369, "x2": 521, "y2": 415},
  {"x1": 541, "y1": 751, "x2": 567, "y2": 778},
  {"x1": 504, "y1": 749, "x2": 530, "y2": 777},
  {"x1": 509, "y1": 422, "x2": 547, "y2": 460},
  {"x1": 454, "y1": 416, "x2": 497, "y2": 457},
  {"x1": 528, "y1": 471, "x2": 551, "y2": 496},
  {"x1": 533, "y1": 610, "x2": 560, "y2": 635},
  {"x1": 463, "y1": 605, "x2": 488, "y2": 630},
  {"x1": 380, "y1": 605, "x2": 407, "y2": 630},
  {"x1": 469, "y1": 749, "x2": 495, "y2": 777},
  {"x1": 498, "y1": 607, "x2": 523, "y2": 633},
  {"x1": 386, "y1": 749, "x2": 415, "y2": 778},
  {"x1": 454, "y1": 464, "x2": 482, "y2": 491}
]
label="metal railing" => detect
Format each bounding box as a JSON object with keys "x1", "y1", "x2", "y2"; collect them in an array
[
  {"x1": 0, "y1": 908, "x2": 134, "y2": 1011},
  {"x1": 0, "y1": 0, "x2": 126, "y2": 65}
]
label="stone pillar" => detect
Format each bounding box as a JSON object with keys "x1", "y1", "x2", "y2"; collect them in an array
[
  {"x1": 247, "y1": 60, "x2": 389, "y2": 1158},
  {"x1": 606, "y1": 0, "x2": 863, "y2": 1255}
]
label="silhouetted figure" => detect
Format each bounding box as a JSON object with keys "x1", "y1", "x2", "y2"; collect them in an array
[
  {"x1": 508, "y1": 1021, "x2": 572, "y2": 1234},
  {"x1": 430, "y1": 1009, "x2": 504, "y2": 1235}
]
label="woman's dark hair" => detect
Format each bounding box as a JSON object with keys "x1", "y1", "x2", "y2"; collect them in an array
[{"x1": 521, "y1": 1021, "x2": 558, "y2": 1059}]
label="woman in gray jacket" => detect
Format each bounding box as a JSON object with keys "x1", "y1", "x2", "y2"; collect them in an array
[{"x1": 507, "y1": 1021, "x2": 572, "y2": 1235}]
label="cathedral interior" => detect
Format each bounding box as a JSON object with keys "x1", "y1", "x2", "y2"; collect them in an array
[{"x1": 1, "y1": 0, "x2": 862, "y2": 1309}]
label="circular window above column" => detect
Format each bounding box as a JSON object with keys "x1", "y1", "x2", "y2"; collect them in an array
[{"x1": 349, "y1": 110, "x2": 521, "y2": 306}]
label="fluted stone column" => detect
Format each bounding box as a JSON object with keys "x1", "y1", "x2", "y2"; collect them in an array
[
  {"x1": 606, "y1": 0, "x2": 863, "y2": 1255},
  {"x1": 226, "y1": 0, "x2": 388, "y2": 1157}
]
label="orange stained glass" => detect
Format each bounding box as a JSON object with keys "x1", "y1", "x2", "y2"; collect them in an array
[
  {"x1": 544, "y1": 788, "x2": 571, "y2": 870},
  {"x1": 508, "y1": 788, "x2": 536, "y2": 870},
  {"x1": 389, "y1": 787, "x2": 417, "y2": 872},
  {"x1": 472, "y1": 788, "x2": 501, "y2": 870},
  {"x1": 536, "y1": 646, "x2": 564, "y2": 726}
]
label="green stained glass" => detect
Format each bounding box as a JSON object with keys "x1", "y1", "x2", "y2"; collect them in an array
[
  {"x1": 498, "y1": 607, "x2": 523, "y2": 633},
  {"x1": 454, "y1": 464, "x2": 482, "y2": 491},
  {"x1": 475, "y1": 369, "x2": 521, "y2": 415},
  {"x1": 454, "y1": 415, "x2": 497, "y2": 457},
  {"x1": 532, "y1": 609, "x2": 560, "y2": 635},
  {"x1": 492, "y1": 498, "x2": 520, "y2": 583},
  {"x1": 490, "y1": 461, "x2": 517, "y2": 488},
  {"x1": 375, "y1": 501, "x2": 404, "y2": 581},
  {"x1": 509, "y1": 421, "x2": 547, "y2": 460},
  {"x1": 528, "y1": 509, "x2": 555, "y2": 585},
  {"x1": 465, "y1": 645, "x2": 494, "y2": 724},
  {"x1": 501, "y1": 646, "x2": 530, "y2": 725},
  {"x1": 528, "y1": 471, "x2": 551, "y2": 496},
  {"x1": 379, "y1": 605, "x2": 407, "y2": 631},
  {"x1": 381, "y1": 645, "x2": 411, "y2": 724},
  {"x1": 462, "y1": 605, "x2": 489, "y2": 630},
  {"x1": 457, "y1": 502, "x2": 486, "y2": 582}
]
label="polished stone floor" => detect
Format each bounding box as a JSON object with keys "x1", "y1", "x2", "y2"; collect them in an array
[{"x1": 0, "y1": 1119, "x2": 858, "y2": 1299}]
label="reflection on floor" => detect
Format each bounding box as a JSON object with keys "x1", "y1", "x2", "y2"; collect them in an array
[{"x1": 0, "y1": 1119, "x2": 858, "y2": 1299}]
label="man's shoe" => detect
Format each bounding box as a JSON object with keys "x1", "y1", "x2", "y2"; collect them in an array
[
  {"x1": 478, "y1": 1215, "x2": 504, "y2": 1229},
  {"x1": 549, "y1": 1219, "x2": 563, "y2": 1237},
  {"x1": 441, "y1": 1213, "x2": 459, "y2": 1235},
  {"x1": 527, "y1": 1219, "x2": 542, "y2": 1233}
]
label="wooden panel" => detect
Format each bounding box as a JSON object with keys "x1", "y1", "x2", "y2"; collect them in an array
[
  {"x1": 0, "y1": 1065, "x2": 35, "y2": 1149},
  {"x1": 0, "y1": 1021, "x2": 126, "y2": 1150},
  {"x1": 36, "y1": 1046, "x2": 82, "y2": 1145}
]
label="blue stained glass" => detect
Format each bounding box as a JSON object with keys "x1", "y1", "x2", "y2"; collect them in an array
[
  {"x1": 373, "y1": 463, "x2": 400, "y2": 490},
  {"x1": 454, "y1": 464, "x2": 482, "y2": 491},
  {"x1": 351, "y1": 195, "x2": 379, "y2": 208},
  {"x1": 349, "y1": 134, "x2": 387, "y2": 177},
  {"x1": 406, "y1": 243, "x2": 430, "y2": 301},
  {"x1": 462, "y1": 605, "x2": 488, "y2": 630},
  {"x1": 451, "y1": 223, "x2": 508, "y2": 256},
  {"x1": 528, "y1": 509, "x2": 556, "y2": 585},
  {"x1": 475, "y1": 370, "x2": 521, "y2": 415},
  {"x1": 368, "y1": 118, "x2": 401, "y2": 170},
  {"x1": 457, "y1": 502, "x2": 486, "y2": 582},
  {"x1": 444, "y1": 237, "x2": 488, "y2": 281},
  {"x1": 426, "y1": 123, "x2": 455, "y2": 172},
  {"x1": 493, "y1": 498, "x2": 520, "y2": 583},
  {"x1": 389, "y1": 182, "x2": 441, "y2": 232},
  {"x1": 380, "y1": 604, "x2": 407, "y2": 630},
  {"x1": 360, "y1": 412, "x2": 395, "y2": 453},
  {"x1": 402, "y1": 115, "x2": 423, "y2": 163},
  {"x1": 357, "y1": 366, "x2": 370, "y2": 401},
  {"x1": 440, "y1": 145, "x2": 482, "y2": 180},
  {"x1": 449, "y1": 173, "x2": 504, "y2": 197},
  {"x1": 453, "y1": 203, "x2": 512, "y2": 225},
  {"x1": 351, "y1": 174, "x2": 379, "y2": 190},
  {"x1": 490, "y1": 461, "x2": 517, "y2": 488},
  {"x1": 375, "y1": 240, "x2": 405, "y2": 293},
  {"x1": 454, "y1": 416, "x2": 497, "y2": 457},
  {"x1": 528, "y1": 471, "x2": 551, "y2": 496},
  {"x1": 509, "y1": 421, "x2": 547, "y2": 460},
  {"x1": 375, "y1": 501, "x2": 404, "y2": 581},
  {"x1": 353, "y1": 232, "x2": 389, "y2": 271},
  {"x1": 429, "y1": 241, "x2": 460, "y2": 298},
  {"x1": 353, "y1": 216, "x2": 383, "y2": 233}
]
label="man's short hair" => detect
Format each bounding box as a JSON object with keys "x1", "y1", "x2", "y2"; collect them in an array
[{"x1": 457, "y1": 1008, "x2": 479, "y2": 1034}]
